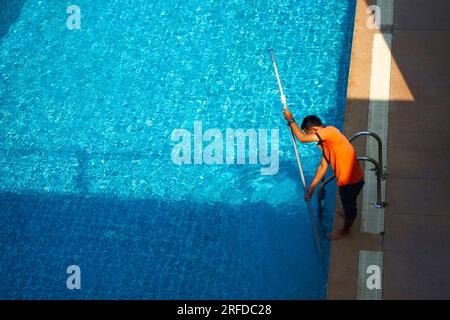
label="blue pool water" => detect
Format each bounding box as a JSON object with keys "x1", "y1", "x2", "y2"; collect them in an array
[{"x1": 0, "y1": 0, "x2": 355, "y2": 299}]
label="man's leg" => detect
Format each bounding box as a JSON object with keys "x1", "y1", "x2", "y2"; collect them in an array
[{"x1": 328, "y1": 180, "x2": 364, "y2": 240}]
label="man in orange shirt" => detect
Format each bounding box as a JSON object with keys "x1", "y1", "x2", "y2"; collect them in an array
[{"x1": 283, "y1": 109, "x2": 365, "y2": 240}]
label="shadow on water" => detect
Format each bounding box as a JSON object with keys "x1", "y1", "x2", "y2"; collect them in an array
[
  {"x1": 0, "y1": 190, "x2": 328, "y2": 299},
  {"x1": 0, "y1": 0, "x2": 27, "y2": 39}
]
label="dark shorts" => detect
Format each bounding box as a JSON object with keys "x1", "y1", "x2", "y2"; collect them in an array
[{"x1": 339, "y1": 180, "x2": 365, "y2": 221}]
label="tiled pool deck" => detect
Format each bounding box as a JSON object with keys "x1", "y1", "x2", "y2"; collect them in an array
[{"x1": 327, "y1": 0, "x2": 450, "y2": 299}]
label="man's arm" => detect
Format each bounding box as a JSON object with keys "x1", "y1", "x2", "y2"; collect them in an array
[
  {"x1": 305, "y1": 156, "x2": 328, "y2": 201},
  {"x1": 283, "y1": 108, "x2": 319, "y2": 143},
  {"x1": 289, "y1": 121, "x2": 319, "y2": 143}
]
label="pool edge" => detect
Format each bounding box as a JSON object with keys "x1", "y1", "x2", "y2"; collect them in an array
[{"x1": 326, "y1": 0, "x2": 384, "y2": 300}]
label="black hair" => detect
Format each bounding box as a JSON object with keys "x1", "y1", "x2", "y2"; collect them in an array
[{"x1": 300, "y1": 115, "x2": 324, "y2": 130}]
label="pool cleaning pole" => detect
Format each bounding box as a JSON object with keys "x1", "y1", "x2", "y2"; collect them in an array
[{"x1": 268, "y1": 48, "x2": 324, "y2": 266}]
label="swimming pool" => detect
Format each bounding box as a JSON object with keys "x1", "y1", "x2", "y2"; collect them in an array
[{"x1": 0, "y1": 0, "x2": 356, "y2": 299}]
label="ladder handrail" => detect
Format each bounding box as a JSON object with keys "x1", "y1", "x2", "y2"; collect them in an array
[
  {"x1": 349, "y1": 131, "x2": 385, "y2": 179},
  {"x1": 317, "y1": 130, "x2": 387, "y2": 217}
]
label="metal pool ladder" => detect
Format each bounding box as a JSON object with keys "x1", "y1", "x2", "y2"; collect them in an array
[{"x1": 317, "y1": 131, "x2": 388, "y2": 217}]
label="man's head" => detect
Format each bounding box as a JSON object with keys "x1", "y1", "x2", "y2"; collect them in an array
[{"x1": 301, "y1": 115, "x2": 324, "y2": 134}]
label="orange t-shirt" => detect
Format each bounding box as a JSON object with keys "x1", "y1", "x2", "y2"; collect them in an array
[{"x1": 316, "y1": 126, "x2": 363, "y2": 186}]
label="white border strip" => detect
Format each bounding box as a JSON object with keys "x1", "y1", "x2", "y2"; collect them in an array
[
  {"x1": 357, "y1": 0, "x2": 394, "y2": 301},
  {"x1": 360, "y1": 33, "x2": 392, "y2": 234},
  {"x1": 357, "y1": 250, "x2": 384, "y2": 300}
]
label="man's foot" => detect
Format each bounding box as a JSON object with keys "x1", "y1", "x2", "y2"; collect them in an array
[
  {"x1": 327, "y1": 228, "x2": 350, "y2": 240},
  {"x1": 335, "y1": 210, "x2": 345, "y2": 218}
]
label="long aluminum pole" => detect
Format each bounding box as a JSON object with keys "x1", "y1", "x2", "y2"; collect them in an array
[{"x1": 268, "y1": 48, "x2": 324, "y2": 265}]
